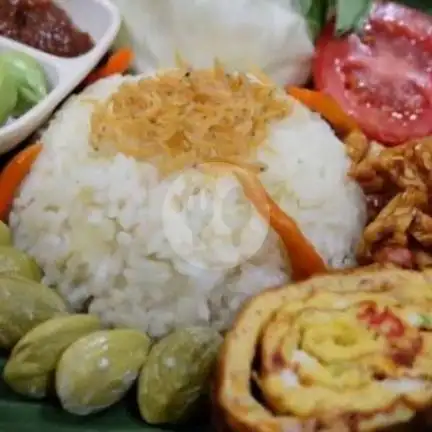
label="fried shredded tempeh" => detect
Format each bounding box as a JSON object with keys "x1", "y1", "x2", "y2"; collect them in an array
[
  {"x1": 346, "y1": 131, "x2": 432, "y2": 269},
  {"x1": 90, "y1": 64, "x2": 292, "y2": 175}
]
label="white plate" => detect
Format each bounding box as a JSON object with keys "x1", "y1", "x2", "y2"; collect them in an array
[{"x1": 0, "y1": 0, "x2": 121, "y2": 155}]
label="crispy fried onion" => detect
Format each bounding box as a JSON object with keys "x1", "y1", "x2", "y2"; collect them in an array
[
  {"x1": 346, "y1": 131, "x2": 432, "y2": 270},
  {"x1": 90, "y1": 63, "x2": 291, "y2": 175},
  {"x1": 215, "y1": 269, "x2": 432, "y2": 432}
]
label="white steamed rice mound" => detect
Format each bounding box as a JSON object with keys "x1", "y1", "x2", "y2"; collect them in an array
[{"x1": 10, "y1": 74, "x2": 366, "y2": 337}]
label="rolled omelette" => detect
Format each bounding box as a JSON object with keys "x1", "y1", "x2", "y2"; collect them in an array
[{"x1": 215, "y1": 269, "x2": 432, "y2": 432}]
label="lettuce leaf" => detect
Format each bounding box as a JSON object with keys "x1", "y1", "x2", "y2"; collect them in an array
[
  {"x1": 335, "y1": 0, "x2": 372, "y2": 35},
  {"x1": 301, "y1": 0, "x2": 432, "y2": 39}
]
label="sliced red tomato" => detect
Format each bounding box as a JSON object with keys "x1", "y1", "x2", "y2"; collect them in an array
[{"x1": 313, "y1": 2, "x2": 432, "y2": 146}]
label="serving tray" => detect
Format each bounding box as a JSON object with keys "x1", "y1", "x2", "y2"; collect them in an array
[{"x1": 0, "y1": 0, "x2": 121, "y2": 155}]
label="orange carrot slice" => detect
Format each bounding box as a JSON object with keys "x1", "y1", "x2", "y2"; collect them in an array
[
  {"x1": 85, "y1": 48, "x2": 134, "y2": 85},
  {"x1": 0, "y1": 143, "x2": 42, "y2": 222},
  {"x1": 199, "y1": 161, "x2": 327, "y2": 281},
  {"x1": 286, "y1": 87, "x2": 358, "y2": 134}
]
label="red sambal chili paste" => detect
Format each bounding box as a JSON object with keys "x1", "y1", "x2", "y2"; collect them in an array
[{"x1": 0, "y1": 0, "x2": 94, "y2": 57}]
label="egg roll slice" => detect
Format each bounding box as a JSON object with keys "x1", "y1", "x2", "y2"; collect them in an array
[{"x1": 215, "y1": 269, "x2": 432, "y2": 432}]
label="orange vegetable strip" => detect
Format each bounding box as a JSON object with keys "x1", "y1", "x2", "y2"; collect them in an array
[
  {"x1": 0, "y1": 143, "x2": 42, "y2": 222},
  {"x1": 286, "y1": 87, "x2": 358, "y2": 134},
  {"x1": 199, "y1": 161, "x2": 327, "y2": 281},
  {"x1": 85, "y1": 48, "x2": 134, "y2": 85}
]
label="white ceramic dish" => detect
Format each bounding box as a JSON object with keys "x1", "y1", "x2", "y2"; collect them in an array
[{"x1": 0, "y1": 0, "x2": 121, "y2": 155}]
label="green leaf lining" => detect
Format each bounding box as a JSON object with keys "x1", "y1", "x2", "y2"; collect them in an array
[{"x1": 399, "y1": 0, "x2": 432, "y2": 14}]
